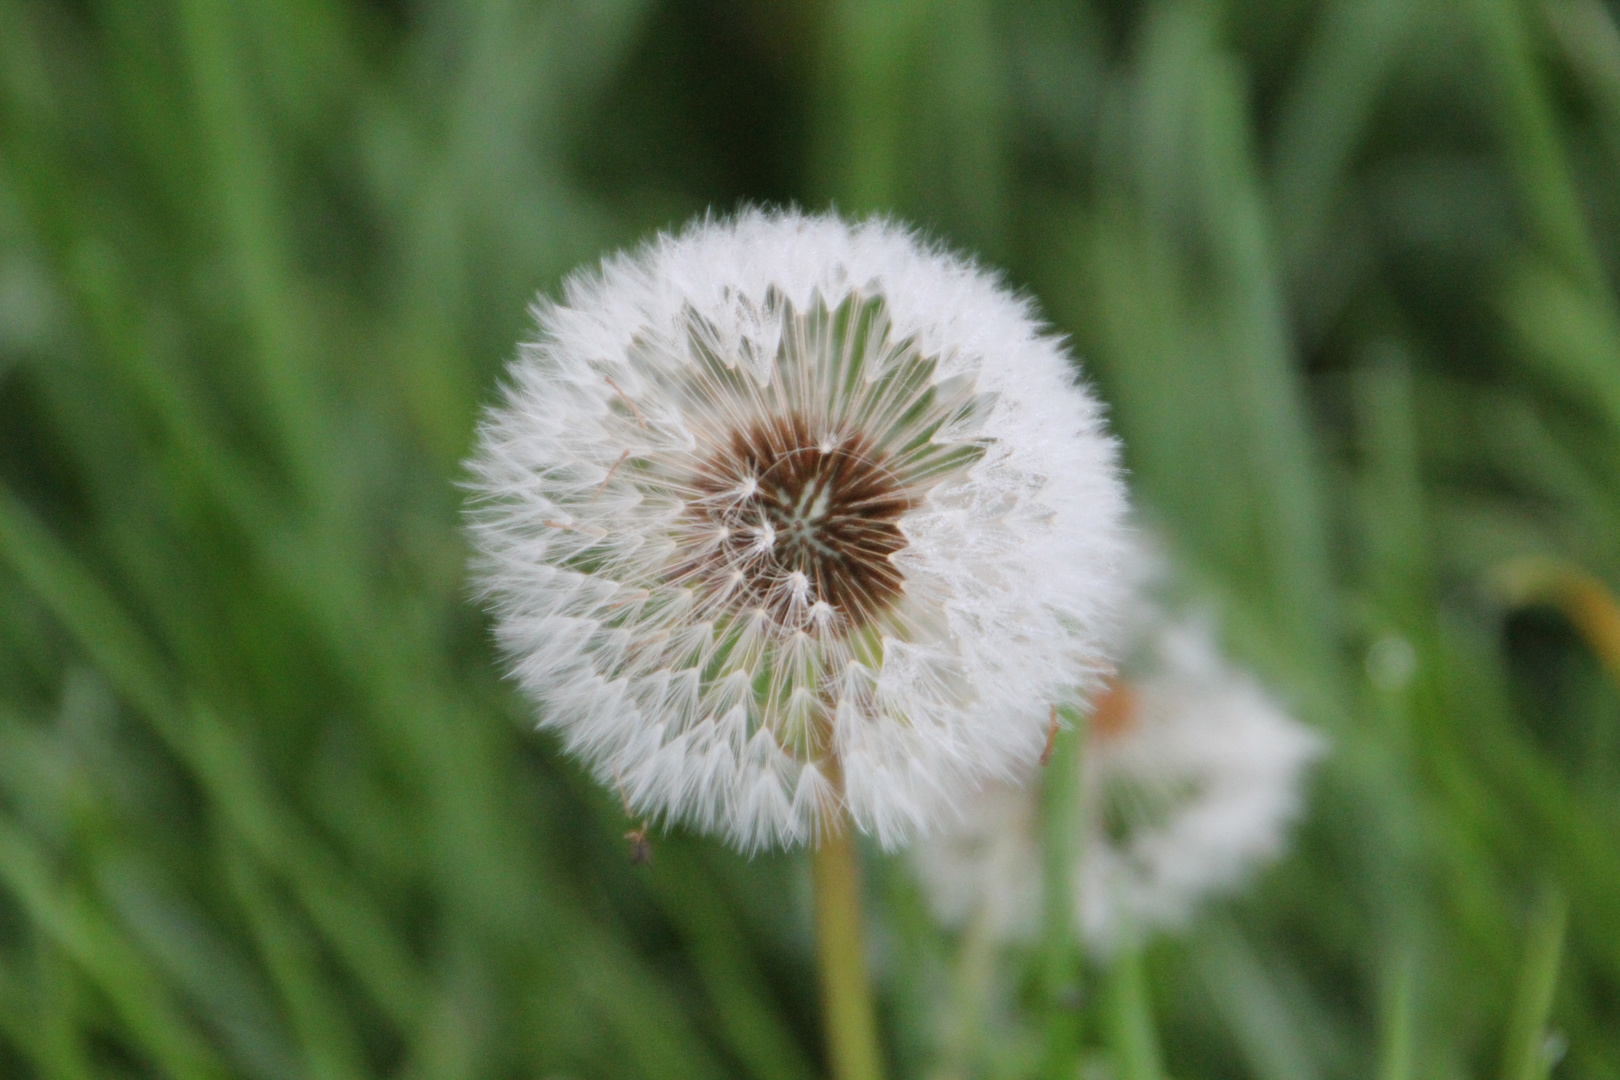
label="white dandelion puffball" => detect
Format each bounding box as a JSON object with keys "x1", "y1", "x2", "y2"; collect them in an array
[
  {"x1": 912, "y1": 616, "x2": 1325, "y2": 949},
  {"x1": 465, "y1": 210, "x2": 1127, "y2": 852}
]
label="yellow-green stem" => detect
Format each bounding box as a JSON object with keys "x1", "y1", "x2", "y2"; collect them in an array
[
  {"x1": 1040, "y1": 712, "x2": 1084, "y2": 1077},
  {"x1": 938, "y1": 903, "x2": 998, "y2": 1080},
  {"x1": 813, "y1": 803, "x2": 884, "y2": 1080}
]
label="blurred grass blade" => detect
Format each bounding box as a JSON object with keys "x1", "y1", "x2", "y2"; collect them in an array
[
  {"x1": 1354, "y1": 340, "x2": 1431, "y2": 614},
  {"x1": 0, "y1": 818, "x2": 228, "y2": 1080},
  {"x1": 1500, "y1": 886, "x2": 1567, "y2": 1080},
  {"x1": 0, "y1": 943, "x2": 94, "y2": 1080},
  {"x1": 0, "y1": 486, "x2": 181, "y2": 730},
  {"x1": 222, "y1": 840, "x2": 371, "y2": 1080},
  {"x1": 1271, "y1": 0, "x2": 1416, "y2": 277},
  {"x1": 1377, "y1": 952, "x2": 1416, "y2": 1080},
  {"x1": 1501, "y1": 259, "x2": 1620, "y2": 468},
  {"x1": 1040, "y1": 711, "x2": 1082, "y2": 1079},
  {"x1": 1195, "y1": 927, "x2": 1324, "y2": 1080},
  {"x1": 1194, "y1": 46, "x2": 1335, "y2": 666},
  {"x1": 1472, "y1": 0, "x2": 1609, "y2": 292},
  {"x1": 817, "y1": 0, "x2": 920, "y2": 213},
  {"x1": 97, "y1": 858, "x2": 301, "y2": 1080},
  {"x1": 1547, "y1": 0, "x2": 1620, "y2": 169},
  {"x1": 652, "y1": 851, "x2": 818, "y2": 1080},
  {"x1": 173, "y1": 0, "x2": 328, "y2": 493},
  {"x1": 190, "y1": 710, "x2": 430, "y2": 1031},
  {"x1": 1105, "y1": 943, "x2": 1164, "y2": 1080},
  {"x1": 0, "y1": 484, "x2": 431, "y2": 1030}
]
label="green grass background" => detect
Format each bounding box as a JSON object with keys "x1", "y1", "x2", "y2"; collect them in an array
[{"x1": 3, "y1": 0, "x2": 1620, "y2": 1077}]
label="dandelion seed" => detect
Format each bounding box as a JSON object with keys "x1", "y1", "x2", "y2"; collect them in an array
[
  {"x1": 912, "y1": 565, "x2": 1325, "y2": 948},
  {"x1": 466, "y1": 210, "x2": 1127, "y2": 851}
]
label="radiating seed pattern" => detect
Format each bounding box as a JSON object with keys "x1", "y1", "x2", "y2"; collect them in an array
[
  {"x1": 467, "y1": 214, "x2": 1129, "y2": 851},
  {"x1": 677, "y1": 413, "x2": 911, "y2": 634}
]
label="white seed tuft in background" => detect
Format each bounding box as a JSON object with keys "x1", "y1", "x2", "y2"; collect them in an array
[{"x1": 912, "y1": 562, "x2": 1326, "y2": 948}]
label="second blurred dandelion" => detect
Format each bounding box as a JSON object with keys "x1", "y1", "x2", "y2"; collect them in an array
[{"x1": 914, "y1": 559, "x2": 1326, "y2": 951}]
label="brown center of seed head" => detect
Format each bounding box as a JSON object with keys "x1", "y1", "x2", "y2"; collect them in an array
[{"x1": 680, "y1": 413, "x2": 912, "y2": 633}]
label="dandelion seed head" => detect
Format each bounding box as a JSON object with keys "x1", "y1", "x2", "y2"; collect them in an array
[
  {"x1": 912, "y1": 560, "x2": 1326, "y2": 947},
  {"x1": 466, "y1": 209, "x2": 1128, "y2": 851}
]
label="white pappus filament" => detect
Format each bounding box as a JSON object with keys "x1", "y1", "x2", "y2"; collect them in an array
[
  {"x1": 465, "y1": 210, "x2": 1128, "y2": 852},
  {"x1": 911, "y1": 597, "x2": 1327, "y2": 949}
]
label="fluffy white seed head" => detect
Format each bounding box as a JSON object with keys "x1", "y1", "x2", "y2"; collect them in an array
[
  {"x1": 465, "y1": 210, "x2": 1128, "y2": 852},
  {"x1": 912, "y1": 605, "x2": 1326, "y2": 949}
]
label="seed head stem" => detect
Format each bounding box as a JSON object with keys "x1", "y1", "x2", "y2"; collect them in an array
[
  {"x1": 813, "y1": 766, "x2": 885, "y2": 1080},
  {"x1": 1040, "y1": 710, "x2": 1084, "y2": 1076}
]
